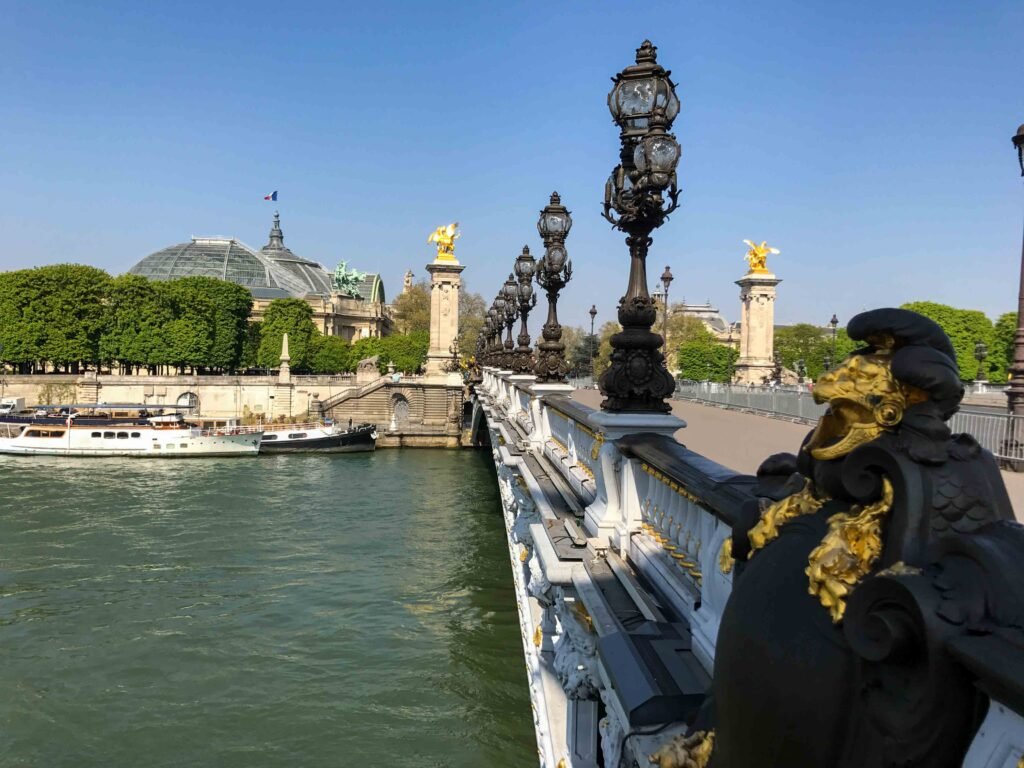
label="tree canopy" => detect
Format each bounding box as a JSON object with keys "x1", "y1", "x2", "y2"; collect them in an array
[
  {"x1": 899, "y1": 301, "x2": 1003, "y2": 381},
  {"x1": 257, "y1": 298, "x2": 319, "y2": 371},
  {"x1": 391, "y1": 280, "x2": 431, "y2": 334}
]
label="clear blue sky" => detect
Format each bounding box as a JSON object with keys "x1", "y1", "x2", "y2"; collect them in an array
[{"x1": 3, "y1": 0, "x2": 1023, "y2": 331}]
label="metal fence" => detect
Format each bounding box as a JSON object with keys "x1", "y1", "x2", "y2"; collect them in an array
[{"x1": 675, "y1": 382, "x2": 1024, "y2": 463}]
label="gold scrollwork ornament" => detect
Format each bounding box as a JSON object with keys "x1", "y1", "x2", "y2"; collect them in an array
[
  {"x1": 649, "y1": 729, "x2": 715, "y2": 768},
  {"x1": 806, "y1": 476, "x2": 894, "y2": 623}
]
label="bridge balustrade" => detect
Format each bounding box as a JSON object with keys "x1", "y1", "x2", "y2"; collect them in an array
[{"x1": 473, "y1": 368, "x2": 753, "y2": 766}]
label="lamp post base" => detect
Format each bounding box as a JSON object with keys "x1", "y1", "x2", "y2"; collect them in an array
[{"x1": 598, "y1": 325, "x2": 675, "y2": 413}]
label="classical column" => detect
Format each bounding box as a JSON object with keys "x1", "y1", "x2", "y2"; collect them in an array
[
  {"x1": 733, "y1": 268, "x2": 781, "y2": 385},
  {"x1": 424, "y1": 226, "x2": 465, "y2": 378}
]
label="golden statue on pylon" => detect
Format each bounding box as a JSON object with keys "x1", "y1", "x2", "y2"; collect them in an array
[
  {"x1": 428, "y1": 222, "x2": 461, "y2": 262},
  {"x1": 743, "y1": 239, "x2": 779, "y2": 274}
]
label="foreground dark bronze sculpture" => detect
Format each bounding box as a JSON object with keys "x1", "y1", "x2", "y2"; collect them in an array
[{"x1": 655, "y1": 308, "x2": 1021, "y2": 767}]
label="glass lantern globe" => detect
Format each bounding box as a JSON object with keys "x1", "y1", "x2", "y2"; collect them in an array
[
  {"x1": 607, "y1": 41, "x2": 680, "y2": 136},
  {"x1": 514, "y1": 246, "x2": 536, "y2": 280},
  {"x1": 518, "y1": 280, "x2": 533, "y2": 301},
  {"x1": 503, "y1": 275, "x2": 518, "y2": 301},
  {"x1": 537, "y1": 193, "x2": 572, "y2": 240},
  {"x1": 634, "y1": 133, "x2": 680, "y2": 177},
  {"x1": 545, "y1": 245, "x2": 567, "y2": 272}
]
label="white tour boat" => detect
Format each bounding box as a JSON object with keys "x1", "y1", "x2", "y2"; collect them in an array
[{"x1": 0, "y1": 404, "x2": 262, "y2": 457}]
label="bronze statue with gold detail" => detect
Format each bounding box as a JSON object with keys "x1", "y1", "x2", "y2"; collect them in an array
[{"x1": 657, "y1": 308, "x2": 1021, "y2": 768}]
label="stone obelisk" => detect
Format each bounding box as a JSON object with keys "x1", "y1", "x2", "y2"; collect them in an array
[
  {"x1": 733, "y1": 242, "x2": 781, "y2": 385},
  {"x1": 424, "y1": 223, "x2": 465, "y2": 379}
]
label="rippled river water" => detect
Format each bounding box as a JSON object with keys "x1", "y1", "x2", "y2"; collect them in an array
[{"x1": 0, "y1": 450, "x2": 534, "y2": 767}]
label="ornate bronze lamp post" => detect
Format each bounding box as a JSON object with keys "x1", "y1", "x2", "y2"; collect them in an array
[
  {"x1": 589, "y1": 304, "x2": 598, "y2": 378},
  {"x1": 502, "y1": 275, "x2": 518, "y2": 369},
  {"x1": 660, "y1": 265, "x2": 674, "y2": 351},
  {"x1": 534, "y1": 192, "x2": 573, "y2": 382},
  {"x1": 974, "y1": 340, "x2": 988, "y2": 384},
  {"x1": 513, "y1": 246, "x2": 538, "y2": 374},
  {"x1": 488, "y1": 303, "x2": 502, "y2": 366},
  {"x1": 829, "y1": 313, "x2": 839, "y2": 362},
  {"x1": 599, "y1": 41, "x2": 682, "y2": 412},
  {"x1": 1008, "y1": 124, "x2": 1024, "y2": 419},
  {"x1": 493, "y1": 293, "x2": 509, "y2": 369}
]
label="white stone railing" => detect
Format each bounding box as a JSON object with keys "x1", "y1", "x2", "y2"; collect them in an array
[
  {"x1": 475, "y1": 366, "x2": 1024, "y2": 768},
  {"x1": 474, "y1": 366, "x2": 754, "y2": 767}
]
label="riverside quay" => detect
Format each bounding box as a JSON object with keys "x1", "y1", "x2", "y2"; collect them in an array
[{"x1": 4, "y1": 31, "x2": 1024, "y2": 768}]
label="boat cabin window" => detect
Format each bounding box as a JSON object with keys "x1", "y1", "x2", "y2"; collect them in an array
[
  {"x1": 104, "y1": 432, "x2": 115, "y2": 439},
  {"x1": 24, "y1": 429, "x2": 66, "y2": 439},
  {"x1": 117, "y1": 432, "x2": 129, "y2": 439},
  {"x1": 180, "y1": 443, "x2": 188, "y2": 448},
  {"x1": 288, "y1": 433, "x2": 307, "y2": 439},
  {"x1": 131, "y1": 432, "x2": 141, "y2": 438},
  {"x1": 263, "y1": 434, "x2": 277, "y2": 440},
  {"x1": 91, "y1": 432, "x2": 102, "y2": 438}
]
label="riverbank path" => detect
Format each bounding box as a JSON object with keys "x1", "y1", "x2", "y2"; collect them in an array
[{"x1": 571, "y1": 389, "x2": 1024, "y2": 522}]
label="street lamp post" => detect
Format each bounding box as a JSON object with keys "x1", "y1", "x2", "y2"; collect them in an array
[
  {"x1": 534, "y1": 192, "x2": 574, "y2": 383},
  {"x1": 513, "y1": 247, "x2": 538, "y2": 374},
  {"x1": 823, "y1": 353, "x2": 832, "y2": 372},
  {"x1": 589, "y1": 304, "x2": 598, "y2": 380},
  {"x1": 1008, "y1": 124, "x2": 1024, "y2": 419},
  {"x1": 974, "y1": 340, "x2": 988, "y2": 384},
  {"x1": 598, "y1": 40, "x2": 682, "y2": 413},
  {"x1": 660, "y1": 265, "x2": 674, "y2": 361},
  {"x1": 502, "y1": 275, "x2": 518, "y2": 370},
  {"x1": 829, "y1": 314, "x2": 839, "y2": 363}
]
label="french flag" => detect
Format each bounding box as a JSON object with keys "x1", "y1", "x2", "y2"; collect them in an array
[{"x1": 264, "y1": 190, "x2": 278, "y2": 201}]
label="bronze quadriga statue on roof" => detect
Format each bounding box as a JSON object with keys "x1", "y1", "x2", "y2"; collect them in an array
[{"x1": 655, "y1": 308, "x2": 1022, "y2": 768}]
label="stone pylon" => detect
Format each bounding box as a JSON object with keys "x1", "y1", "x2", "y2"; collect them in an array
[
  {"x1": 424, "y1": 256, "x2": 464, "y2": 378},
  {"x1": 733, "y1": 270, "x2": 781, "y2": 385}
]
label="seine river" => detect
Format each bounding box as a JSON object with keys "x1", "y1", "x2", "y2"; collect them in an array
[{"x1": 0, "y1": 450, "x2": 534, "y2": 767}]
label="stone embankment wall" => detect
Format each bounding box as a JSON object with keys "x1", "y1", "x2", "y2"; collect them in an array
[{"x1": 0, "y1": 373, "x2": 465, "y2": 447}]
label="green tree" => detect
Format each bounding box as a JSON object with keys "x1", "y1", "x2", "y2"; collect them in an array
[
  {"x1": 348, "y1": 336, "x2": 384, "y2": 370},
  {"x1": 677, "y1": 338, "x2": 738, "y2": 382},
  {"x1": 991, "y1": 312, "x2": 1016, "y2": 383},
  {"x1": 240, "y1": 321, "x2": 262, "y2": 370},
  {"x1": 391, "y1": 281, "x2": 431, "y2": 333},
  {"x1": 379, "y1": 330, "x2": 429, "y2": 373},
  {"x1": 774, "y1": 323, "x2": 832, "y2": 381},
  {"x1": 569, "y1": 334, "x2": 600, "y2": 375},
  {"x1": 0, "y1": 269, "x2": 47, "y2": 371},
  {"x1": 171, "y1": 276, "x2": 252, "y2": 371},
  {"x1": 100, "y1": 274, "x2": 174, "y2": 373},
  {"x1": 24, "y1": 264, "x2": 111, "y2": 371},
  {"x1": 899, "y1": 301, "x2": 995, "y2": 381},
  {"x1": 593, "y1": 321, "x2": 622, "y2": 378},
  {"x1": 312, "y1": 335, "x2": 351, "y2": 374},
  {"x1": 458, "y1": 289, "x2": 488, "y2": 362},
  {"x1": 257, "y1": 298, "x2": 320, "y2": 370}
]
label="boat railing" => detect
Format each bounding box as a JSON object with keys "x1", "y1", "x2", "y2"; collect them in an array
[{"x1": 216, "y1": 422, "x2": 325, "y2": 436}]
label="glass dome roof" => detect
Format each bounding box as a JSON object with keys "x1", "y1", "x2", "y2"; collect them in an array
[{"x1": 129, "y1": 213, "x2": 338, "y2": 299}]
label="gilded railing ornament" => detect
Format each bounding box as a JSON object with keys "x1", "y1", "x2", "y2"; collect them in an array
[
  {"x1": 686, "y1": 307, "x2": 1023, "y2": 767},
  {"x1": 648, "y1": 729, "x2": 714, "y2": 768},
  {"x1": 805, "y1": 476, "x2": 893, "y2": 622}
]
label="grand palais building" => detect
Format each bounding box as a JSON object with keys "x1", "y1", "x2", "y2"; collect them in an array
[{"x1": 129, "y1": 213, "x2": 391, "y2": 340}]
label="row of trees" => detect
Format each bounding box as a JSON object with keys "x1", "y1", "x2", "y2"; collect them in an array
[
  {"x1": 0, "y1": 265, "x2": 431, "y2": 375},
  {"x1": 0, "y1": 266, "x2": 253, "y2": 373},
  {"x1": 256, "y1": 299, "x2": 430, "y2": 374}
]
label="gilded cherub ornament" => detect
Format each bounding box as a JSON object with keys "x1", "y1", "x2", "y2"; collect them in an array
[
  {"x1": 428, "y1": 222, "x2": 461, "y2": 261},
  {"x1": 742, "y1": 239, "x2": 779, "y2": 273}
]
